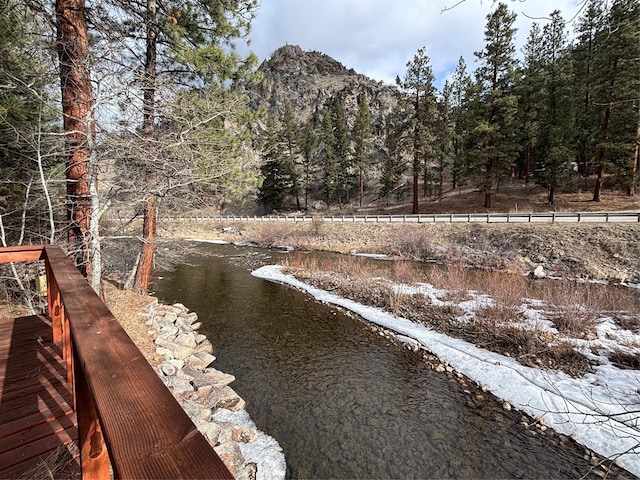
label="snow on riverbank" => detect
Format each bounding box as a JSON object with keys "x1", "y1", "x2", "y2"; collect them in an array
[{"x1": 252, "y1": 264, "x2": 640, "y2": 477}]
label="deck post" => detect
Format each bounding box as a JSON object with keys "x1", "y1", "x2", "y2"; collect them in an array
[
  {"x1": 46, "y1": 262, "x2": 63, "y2": 342},
  {"x1": 75, "y1": 349, "x2": 112, "y2": 479}
]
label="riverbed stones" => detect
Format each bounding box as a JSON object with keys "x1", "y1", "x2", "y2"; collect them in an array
[{"x1": 145, "y1": 301, "x2": 285, "y2": 480}]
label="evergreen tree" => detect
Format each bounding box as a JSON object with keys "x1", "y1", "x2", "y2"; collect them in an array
[
  {"x1": 300, "y1": 118, "x2": 317, "y2": 210},
  {"x1": 96, "y1": 0, "x2": 259, "y2": 293},
  {"x1": 0, "y1": 1, "x2": 58, "y2": 246},
  {"x1": 320, "y1": 109, "x2": 338, "y2": 207},
  {"x1": 380, "y1": 110, "x2": 409, "y2": 205},
  {"x1": 449, "y1": 57, "x2": 473, "y2": 191},
  {"x1": 516, "y1": 22, "x2": 545, "y2": 184},
  {"x1": 572, "y1": 0, "x2": 606, "y2": 182},
  {"x1": 533, "y1": 11, "x2": 575, "y2": 204},
  {"x1": 396, "y1": 46, "x2": 437, "y2": 213},
  {"x1": 433, "y1": 82, "x2": 454, "y2": 199},
  {"x1": 257, "y1": 116, "x2": 294, "y2": 212},
  {"x1": 331, "y1": 98, "x2": 352, "y2": 206},
  {"x1": 472, "y1": 2, "x2": 520, "y2": 208},
  {"x1": 281, "y1": 101, "x2": 301, "y2": 210},
  {"x1": 590, "y1": 0, "x2": 639, "y2": 200},
  {"x1": 353, "y1": 93, "x2": 373, "y2": 207}
]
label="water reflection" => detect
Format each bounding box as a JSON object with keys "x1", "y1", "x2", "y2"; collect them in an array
[{"x1": 153, "y1": 243, "x2": 624, "y2": 479}]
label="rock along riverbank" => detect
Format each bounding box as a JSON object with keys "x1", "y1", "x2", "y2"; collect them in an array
[{"x1": 144, "y1": 300, "x2": 286, "y2": 480}]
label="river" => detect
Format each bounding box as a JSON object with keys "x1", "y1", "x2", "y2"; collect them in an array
[{"x1": 152, "y1": 242, "x2": 623, "y2": 479}]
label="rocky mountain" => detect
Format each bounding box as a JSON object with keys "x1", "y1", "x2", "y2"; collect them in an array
[{"x1": 246, "y1": 44, "x2": 398, "y2": 151}]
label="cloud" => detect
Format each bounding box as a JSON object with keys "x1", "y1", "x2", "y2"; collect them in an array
[{"x1": 247, "y1": 0, "x2": 583, "y2": 88}]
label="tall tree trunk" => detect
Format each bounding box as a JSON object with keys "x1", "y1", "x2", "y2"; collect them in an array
[
  {"x1": 525, "y1": 133, "x2": 531, "y2": 184},
  {"x1": 412, "y1": 158, "x2": 419, "y2": 214},
  {"x1": 56, "y1": 0, "x2": 94, "y2": 277},
  {"x1": 548, "y1": 186, "x2": 555, "y2": 204},
  {"x1": 629, "y1": 104, "x2": 639, "y2": 197},
  {"x1": 134, "y1": 0, "x2": 158, "y2": 294},
  {"x1": 359, "y1": 168, "x2": 364, "y2": 208},
  {"x1": 484, "y1": 156, "x2": 493, "y2": 208},
  {"x1": 593, "y1": 102, "x2": 613, "y2": 202},
  {"x1": 134, "y1": 196, "x2": 157, "y2": 294},
  {"x1": 593, "y1": 164, "x2": 604, "y2": 202}
]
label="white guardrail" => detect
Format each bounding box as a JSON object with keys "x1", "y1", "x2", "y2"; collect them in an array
[{"x1": 163, "y1": 212, "x2": 640, "y2": 224}]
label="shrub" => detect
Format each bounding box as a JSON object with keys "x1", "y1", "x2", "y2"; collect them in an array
[
  {"x1": 542, "y1": 281, "x2": 600, "y2": 338},
  {"x1": 392, "y1": 227, "x2": 433, "y2": 261}
]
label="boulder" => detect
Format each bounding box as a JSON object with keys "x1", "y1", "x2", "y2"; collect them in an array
[{"x1": 530, "y1": 265, "x2": 546, "y2": 279}]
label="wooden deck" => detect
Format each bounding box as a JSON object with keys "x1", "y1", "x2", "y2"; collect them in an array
[
  {"x1": 0, "y1": 245, "x2": 233, "y2": 479},
  {"x1": 0, "y1": 314, "x2": 79, "y2": 479}
]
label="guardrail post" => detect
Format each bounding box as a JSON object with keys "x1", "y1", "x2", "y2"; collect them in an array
[
  {"x1": 606, "y1": 213, "x2": 609, "y2": 223},
  {"x1": 552, "y1": 213, "x2": 555, "y2": 223}
]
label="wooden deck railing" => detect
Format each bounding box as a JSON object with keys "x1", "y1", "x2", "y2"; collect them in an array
[{"x1": 0, "y1": 245, "x2": 233, "y2": 479}]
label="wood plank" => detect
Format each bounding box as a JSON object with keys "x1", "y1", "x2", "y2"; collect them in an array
[
  {"x1": 0, "y1": 445, "x2": 79, "y2": 480},
  {"x1": 0, "y1": 422, "x2": 77, "y2": 478},
  {"x1": 0, "y1": 367, "x2": 70, "y2": 403},
  {"x1": 44, "y1": 244, "x2": 233, "y2": 479},
  {"x1": 0, "y1": 403, "x2": 74, "y2": 440},
  {"x1": 0, "y1": 306, "x2": 78, "y2": 479},
  {"x1": 0, "y1": 386, "x2": 73, "y2": 426},
  {"x1": 0, "y1": 411, "x2": 76, "y2": 455},
  {"x1": 0, "y1": 245, "x2": 44, "y2": 263}
]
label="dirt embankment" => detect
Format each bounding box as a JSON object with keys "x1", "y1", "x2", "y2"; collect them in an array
[{"x1": 159, "y1": 220, "x2": 640, "y2": 285}]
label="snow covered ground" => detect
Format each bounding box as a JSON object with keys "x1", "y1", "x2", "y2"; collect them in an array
[{"x1": 252, "y1": 264, "x2": 640, "y2": 477}]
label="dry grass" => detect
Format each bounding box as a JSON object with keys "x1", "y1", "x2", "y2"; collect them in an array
[
  {"x1": 246, "y1": 222, "x2": 310, "y2": 248},
  {"x1": 542, "y1": 281, "x2": 609, "y2": 338},
  {"x1": 103, "y1": 281, "x2": 158, "y2": 362},
  {"x1": 391, "y1": 226, "x2": 434, "y2": 260},
  {"x1": 19, "y1": 443, "x2": 80, "y2": 480},
  {"x1": 478, "y1": 270, "x2": 528, "y2": 309},
  {"x1": 279, "y1": 252, "x2": 640, "y2": 377},
  {"x1": 607, "y1": 349, "x2": 640, "y2": 370},
  {"x1": 427, "y1": 262, "x2": 472, "y2": 302}
]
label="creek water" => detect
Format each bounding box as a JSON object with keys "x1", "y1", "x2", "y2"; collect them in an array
[{"x1": 152, "y1": 242, "x2": 617, "y2": 479}]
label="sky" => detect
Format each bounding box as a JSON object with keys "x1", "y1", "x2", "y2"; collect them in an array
[
  {"x1": 252, "y1": 262, "x2": 640, "y2": 478},
  {"x1": 245, "y1": 0, "x2": 584, "y2": 88}
]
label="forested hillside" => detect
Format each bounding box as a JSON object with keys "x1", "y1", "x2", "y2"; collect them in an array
[{"x1": 248, "y1": 1, "x2": 639, "y2": 215}]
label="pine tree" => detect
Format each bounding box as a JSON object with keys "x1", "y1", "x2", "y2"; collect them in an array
[
  {"x1": 320, "y1": 109, "x2": 338, "y2": 207},
  {"x1": 300, "y1": 118, "x2": 317, "y2": 210},
  {"x1": 281, "y1": 101, "x2": 301, "y2": 210},
  {"x1": 572, "y1": 0, "x2": 606, "y2": 182},
  {"x1": 472, "y1": 2, "x2": 520, "y2": 208},
  {"x1": 0, "y1": 0, "x2": 60, "y2": 263},
  {"x1": 590, "y1": 0, "x2": 640, "y2": 201},
  {"x1": 258, "y1": 115, "x2": 294, "y2": 212},
  {"x1": 353, "y1": 93, "x2": 373, "y2": 207},
  {"x1": 449, "y1": 57, "x2": 473, "y2": 191},
  {"x1": 380, "y1": 110, "x2": 409, "y2": 205},
  {"x1": 332, "y1": 98, "x2": 351, "y2": 206},
  {"x1": 56, "y1": 0, "x2": 96, "y2": 276},
  {"x1": 96, "y1": 0, "x2": 258, "y2": 293},
  {"x1": 533, "y1": 11, "x2": 575, "y2": 204},
  {"x1": 516, "y1": 22, "x2": 545, "y2": 184},
  {"x1": 396, "y1": 46, "x2": 437, "y2": 213}
]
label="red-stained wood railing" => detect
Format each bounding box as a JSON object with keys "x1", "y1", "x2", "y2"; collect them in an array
[{"x1": 0, "y1": 245, "x2": 233, "y2": 479}]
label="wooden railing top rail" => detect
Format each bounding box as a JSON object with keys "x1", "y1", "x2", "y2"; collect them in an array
[{"x1": 0, "y1": 245, "x2": 233, "y2": 479}]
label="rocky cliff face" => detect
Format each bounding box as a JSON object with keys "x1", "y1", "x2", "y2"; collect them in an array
[{"x1": 247, "y1": 44, "x2": 398, "y2": 147}]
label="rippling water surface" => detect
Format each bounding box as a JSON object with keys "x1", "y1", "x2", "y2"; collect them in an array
[{"x1": 152, "y1": 243, "x2": 620, "y2": 479}]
